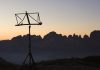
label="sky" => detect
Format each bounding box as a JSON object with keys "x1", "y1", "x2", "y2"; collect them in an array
[{"x1": 0, "y1": 0, "x2": 100, "y2": 40}]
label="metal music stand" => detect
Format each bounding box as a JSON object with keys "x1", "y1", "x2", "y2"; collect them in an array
[{"x1": 15, "y1": 11, "x2": 42, "y2": 70}]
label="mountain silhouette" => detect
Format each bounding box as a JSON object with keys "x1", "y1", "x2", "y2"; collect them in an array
[{"x1": 0, "y1": 30, "x2": 100, "y2": 64}]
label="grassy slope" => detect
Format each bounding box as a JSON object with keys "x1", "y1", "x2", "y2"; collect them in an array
[
  {"x1": 37, "y1": 57, "x2": 100, "y2": 70},
  {"x1": 0, "y1": 56, "x2": 100, "y2": 70}
]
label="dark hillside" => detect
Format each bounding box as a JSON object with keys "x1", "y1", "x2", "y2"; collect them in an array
[
  {"x1": 0, "y1": 56, "x2": 100, "y2": 70},
  {"x1": 0, "y1": 57, "x2": 18, "y2": 70},
  {"x1": 37, "y1": 56, "x2": 100, "y2": 70}
]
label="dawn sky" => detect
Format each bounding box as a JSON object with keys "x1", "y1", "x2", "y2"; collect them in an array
[{"x1": 0, "y1": 0, "x2": 100, "y2": 40}]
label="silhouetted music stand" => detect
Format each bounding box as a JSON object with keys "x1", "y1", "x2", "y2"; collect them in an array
[{"x1": 15, "y1": 11, "x2": 42, "y2": 70}]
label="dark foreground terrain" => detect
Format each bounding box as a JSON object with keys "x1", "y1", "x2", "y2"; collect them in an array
[{"x1": 0, "y1": 56, "x2": 100, "y2": 70}]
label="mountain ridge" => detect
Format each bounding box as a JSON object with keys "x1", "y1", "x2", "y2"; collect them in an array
[{"x1": 0, "y1": 30, "x2": 100, "y2": 64}]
